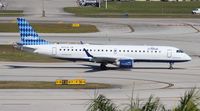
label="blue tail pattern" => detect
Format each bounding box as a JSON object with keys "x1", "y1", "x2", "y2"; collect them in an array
[{"x1": 17, "y1": 18, "x2": 49, "y2": 45}]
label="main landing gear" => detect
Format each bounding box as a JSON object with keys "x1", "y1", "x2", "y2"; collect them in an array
[
  {"x1": 169, "y1": 62, "x2": 174, "y2": 70},
  {"x1": 100, "y1": 63, "x2": 107, "y2": 70}
]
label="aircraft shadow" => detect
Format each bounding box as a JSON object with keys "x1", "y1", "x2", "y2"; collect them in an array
[
  {"x1": 81, "y1": 64, "x2": 185, "y2": 73},
  {"x1": 6, "y1": 64, "x2": 185, "y2": 73},
  {"x1": 132, "y1": 67, "x2": 184, "y2": 70},
  {"x1": 6, "y1": 64, "x2": 130, "y2": 73},
  {"x1": 6, "y1": 65, "x2": 89, "y2": 69},
  {"x1": 82, "y1": 64, "x2": 121, "y2": 73}
]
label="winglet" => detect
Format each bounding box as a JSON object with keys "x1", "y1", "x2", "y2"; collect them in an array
[{"x1": 83, "y1": 48, "x2": 93, "y2": 57}]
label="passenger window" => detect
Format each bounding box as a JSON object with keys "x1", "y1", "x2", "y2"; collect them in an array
[
  {"x1": 110, "y1": 50, "x2": 112, "y2": 52},
  {"x1": 143, "y1": 50, "x2": 145, "y2": 52},
  {"x1": 127, "y1": 50, "x2": 129, "y2": 52},
  {"x1": 64, "y1": 49, "x2": 65, "y2": 51},
  {"x1": 75, "y1": 49, "x2": 77, "y2": 51}
]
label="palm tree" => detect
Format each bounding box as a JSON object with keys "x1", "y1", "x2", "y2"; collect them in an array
[
  {"x1": 142, "y1": 95, "x2": 166, "y2": 111},
  {"x1": 173, "y1": 88, "x2": 200, "y2": 111},
  {"x1": 123, "y1": 95, "x2": 166, "y2": 111},
  {"x1": 87, "y1": 88, "x2": 200, "y2": 111},
  {"x1": 87, "y1": 94, "x2": 120, "y2": 111}
]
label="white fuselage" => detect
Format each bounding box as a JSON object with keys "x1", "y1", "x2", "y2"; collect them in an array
[{"x1": 23, "y1": 44, "x2": 191, "y2": 63}]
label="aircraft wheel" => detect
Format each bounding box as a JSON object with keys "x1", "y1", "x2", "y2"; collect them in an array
[
  {"x1": 100, "y1": 63, "x2": 107, "y2": 70},
  {"x1": 169, "y1": 62, "x2": 174, "y2": 70}
]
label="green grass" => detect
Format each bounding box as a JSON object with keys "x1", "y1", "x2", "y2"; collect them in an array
[
  {"x1": 0, "y1": 10, "x2": 23, "y2": 16},
  {"x1": 0, "y1": 81, "x2": 114, "y2": 89},
  {"x1": 64, "y1": 1, "x2": 200, "y2": 18},
  {"x1": 0, "y1": 45, "x2": 63, "y2": 62},
  {"x1": 0, "y1": 23, "x2": 98, "y2": 33}
]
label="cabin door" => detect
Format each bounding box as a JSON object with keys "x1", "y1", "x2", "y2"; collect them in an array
[
  {"x1": 52, "y1": 47, "x2": 57, "y2": 55},
  {"x1": 167, "y1": 49, "x2": 172, "y2": 58}
]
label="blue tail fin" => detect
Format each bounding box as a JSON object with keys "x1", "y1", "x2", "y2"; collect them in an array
[{"x1": 17, "y1": 18, "x2": 49, "y2": 45}]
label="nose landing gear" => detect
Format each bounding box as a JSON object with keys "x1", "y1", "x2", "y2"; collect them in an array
[{"x1": 169, "y1": 62, "x2": 174, "y2": 70}]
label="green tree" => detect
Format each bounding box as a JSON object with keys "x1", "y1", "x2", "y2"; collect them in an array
[
  {"x1": 123, "y1": 95, "x2": 166, "y2": 111},
  {"x1": 87, "y1": 94, "x2": 119, "y2": 111},
  {"x1": 174, "y1": 88, "x2": 200, "y2": 111},
  {"x1": 87, "y1": 88, "x2": 200, "y2": 111}
]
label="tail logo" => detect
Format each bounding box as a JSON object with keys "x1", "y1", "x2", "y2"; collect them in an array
[{"x1": 17, "y1": 18, "x2": 49, "y2": 45}]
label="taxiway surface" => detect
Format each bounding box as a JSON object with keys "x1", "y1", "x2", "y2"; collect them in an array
[
  {"x1": 0, "y1": 0, "x2": 200, "y2": 111},
  {"x1": 0, "y1": 56, "x2": 199, "y2": 111},
  {"x1": 1, "y1": 1, "x2": 200, "y2": 110},
  {"x1": 0, "y1": 17, "x2": 200, "y2": 110},
  {"x1": 0, "y1": 18, "x2": 200, "y2": 56},
  {"x1": 7, "y1": 0, "x2": 76, "y2": 17}
]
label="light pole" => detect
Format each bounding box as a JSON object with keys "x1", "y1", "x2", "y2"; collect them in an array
[
  {"x1": 105, "y1": 0, "x2": 107, "y2": 9},
  {"x1": 99, "y1": 0, "x2": 101, "y2": 8},
  {"x1": 42, "y1": 0, "x2": 45, "y2": 17}
]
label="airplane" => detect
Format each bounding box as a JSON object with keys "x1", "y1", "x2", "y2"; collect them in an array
[{"x1": 14, "y1": 18, "x2": 191, "y2": 70}]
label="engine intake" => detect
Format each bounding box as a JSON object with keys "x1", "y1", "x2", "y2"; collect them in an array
[{"x1": 118, "y1": 59, "x2": 133, "y2": 68}]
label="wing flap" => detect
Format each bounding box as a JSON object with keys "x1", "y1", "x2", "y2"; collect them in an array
[{"x1": 92, "y1": 56, "x2": 116, "y2": 63}]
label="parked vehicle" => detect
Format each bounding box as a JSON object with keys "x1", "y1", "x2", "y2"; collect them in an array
[
  {"x1": 77, "y1": 0, "x2": 100, "y2": 7},
  {"x1": 192, "y1": 8, "x2": 200, "y2": 14}
]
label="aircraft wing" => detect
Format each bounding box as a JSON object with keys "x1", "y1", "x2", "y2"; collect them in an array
[
  {"x1": 91, "y1": 56, "x2": 117, "y2": 63},
  {"x1": 83, "y1": 48, "x2": 133, "y2": 63}
]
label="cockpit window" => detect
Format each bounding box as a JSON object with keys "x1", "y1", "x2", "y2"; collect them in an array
[{"x1": 176, "y1": 50, "x2": 184, "y2": 53}]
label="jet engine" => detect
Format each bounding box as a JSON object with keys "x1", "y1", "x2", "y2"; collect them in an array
[{"x1": 116, "y1": 59, "x2": 134, "y2": 68}]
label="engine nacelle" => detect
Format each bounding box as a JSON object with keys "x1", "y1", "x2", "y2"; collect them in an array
[{"x1": 116, "y1": 59, "x2": 134, "y2": 68}]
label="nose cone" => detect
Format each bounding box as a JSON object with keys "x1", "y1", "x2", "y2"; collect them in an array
[{"x1": 185, "y1": 53, "x2": 192, "y2": 61}]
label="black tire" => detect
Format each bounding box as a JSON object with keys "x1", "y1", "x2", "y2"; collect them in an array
[{"x1": 100, "y1": 63, "x2": 107, "y2": 70}]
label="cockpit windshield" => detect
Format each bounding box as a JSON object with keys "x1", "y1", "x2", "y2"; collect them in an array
[{"x1": 176, "y1": 50, "x2": 184, "y2": 53}]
